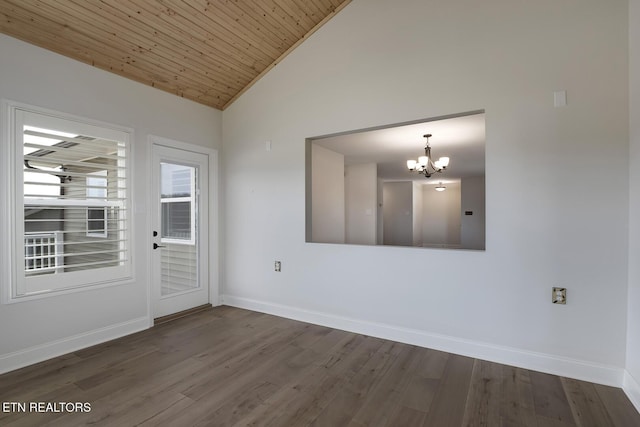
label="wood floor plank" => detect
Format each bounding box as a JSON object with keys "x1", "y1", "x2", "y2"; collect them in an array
[
  {"x1": 190, "y1": 318, "x2": 285, "y2": 367},
  {"x1": 289, "y1": 323, "x2": 334, "y2": 349},
  {"x1": 41, "y1": 356, "x2": 207, "y2": 426},
  {"x1": 461, "y1": 359, "x2": 503, "y2": 427},
  {"x1": 562, "y1": 377, "x2": 615, "y2": 427},
  {"x1": 137, "y1": 392, "x2": 197, "y2": 426},
  {"x1": 180, "y1": 329, "x2": 308, "y2": 401},
  {"x1": 0, "y1": 353, "x2": 83, "y2": 397},
  {"x1": 0, "y1": 306, "x2": 638, "y2": 427},
  {"x1": 191, "y1": 381, "x2": 281, "y2": 427},
  {"x1": 417, "y1": 348, "x2": 450, "y2": 379},
  {"x1": 401, "y1": 376, "x2": 440, "y2": 412},
  {"x1": 309, "y1": 341, "x2": 405, "y2": 426},
  {"x1": 72, "y1": 354, "x2": 209, "y2": 411},
  {"x1": 305, "y1": 328, "x2": 352, "y2": 354},
  {"x1": 312, "y1": 333, "x2": 387, "y2": 383},
  {"x1": 295, "y1": 335, "x2": 383, "y2": 393},
  {"x1": 500, "y1": 366, "x2": 538, "y2": 427},
  {"x1": 536, "y1": 415, "x2": 579, "y2": 427},
  {"x1": 396, "y1": 348, "x2": 449, "y2": 414},
  {"x1": 422, "y1": 354, "x2": 475, "y2": 427},
  {"x1": 234, "y1": 335, "x2": 385, "y2": 427},
  {"x1": 231, "y1": 374, "x2": 343, "y2": 426},
  {"x1": 594, "y1": 384, "x2": 640, "y2": 427},
  {"x1": 530, "y1": 370, "x2": 577, "y2": 425},
  {"x1": 183, "y1": 342, "x2": 301, "y2": 400},
  {"x1": 385, "y1": 405, "x2": 427, "y2": 427},
  {"x1": 169, "y1": 335, "x2": 312, "y2": 424},
  {"x1": 351, "y1": 345, "x2": 424, "y2": 425}
]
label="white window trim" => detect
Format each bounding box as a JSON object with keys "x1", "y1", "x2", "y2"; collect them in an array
[{"x1": 1, "y1": 100, "x2": 134, "y2": 304}]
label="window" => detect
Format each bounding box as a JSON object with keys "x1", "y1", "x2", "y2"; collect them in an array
[
  {"x1": 86, "y1": 170, "x2": 108, "y2": 238},
  {"x1": 3, "y1": 102, "x2": 132, "y2": 300},
  {"x1": 160, "y1": 163, "x2": 196, "y2": 245}
]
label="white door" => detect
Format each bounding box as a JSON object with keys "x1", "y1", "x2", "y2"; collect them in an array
[{"x1": 151, "y1": 144, "x2": 210, "y2": 318}]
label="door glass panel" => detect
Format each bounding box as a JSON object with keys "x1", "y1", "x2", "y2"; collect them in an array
[
  {"x1": 161, "y1": 163, "x2": 192, "y2": 198},
  {"x1": 161, "y1": 202, "x2": 191, "y2": 240},
  {"x1": 160, "y1": 162, "x2": 198, "y2": 296}
]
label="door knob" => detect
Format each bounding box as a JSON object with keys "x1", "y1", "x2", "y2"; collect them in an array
[{"x1": 153, "y1": 243, "x2": 166, "y2": 250}]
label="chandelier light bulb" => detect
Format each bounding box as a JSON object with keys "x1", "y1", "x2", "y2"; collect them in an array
[
  {"x1": 418, "y1": 156, "x2": 428, "y2": 166},
  {"x1": 407, "y1": 159, "x2": 417, "y2": 170}
]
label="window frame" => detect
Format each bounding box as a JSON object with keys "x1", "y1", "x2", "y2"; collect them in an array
[
  {"x1": 1, "y1": 100, "x2": 134, "y2": 303},
  {"x1": 86, "y1": 170, "x2": 108, "y2": 238},
  {"x1": 160, "y1": 163, "x2": 197, "y2": 246}
]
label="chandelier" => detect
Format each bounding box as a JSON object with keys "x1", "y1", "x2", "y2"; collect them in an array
[{"x1": 406, "y1": 134, "x2": 449, "y2": 178}]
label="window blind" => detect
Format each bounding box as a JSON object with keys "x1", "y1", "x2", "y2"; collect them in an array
[{"x1": 23, "y1": 127, "x2": 127, "y2": 274}]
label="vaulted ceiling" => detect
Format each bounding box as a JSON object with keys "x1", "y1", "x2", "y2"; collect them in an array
[{"x1": 0, "y1": 0, "x2": 351, "y2": 110}]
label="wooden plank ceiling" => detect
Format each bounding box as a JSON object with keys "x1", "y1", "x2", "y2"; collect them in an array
[{"x1": 0, "y1": 0, "x2": 351, "y2": 110}]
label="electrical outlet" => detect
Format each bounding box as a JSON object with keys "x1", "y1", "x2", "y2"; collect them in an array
[
  {"x1": 274, "y1": 261, "x2": 281, "y2": 272},
  {"x1": 552, "y1": 287, "x2": 566, "y2": 304}
]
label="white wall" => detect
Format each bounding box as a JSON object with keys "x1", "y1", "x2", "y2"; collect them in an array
[
  {"x1": 382, "y1": 182, "x2": 413, "y2": 246},
  {"x1": 461, "y1": 176, "x2": 486, "y2": 250},
  {"x1": 345, "y1": 163, "x2": 377, "y2": 245},
  {"x1": 222, "y1": 0, "x2": 629, "y2": 386},
  {"x1": 310, "y1": 144, "x2": 345, "y2": 243},
  {"x1": 626, "y1": 0, "x2": 640, "y2": 410},
  {"x1": 0, "y1": 34, "x2": 221, "y2": 372},
  {"x1": 421, "y1": 182, "x2": 461, "y2": 247}
]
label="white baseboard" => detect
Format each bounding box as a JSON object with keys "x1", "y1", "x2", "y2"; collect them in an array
[
  {"x1": 624, "y1": 370, "x2": 640, "y2": 413},
  {"x1": 0, "y1": 316, "x2": 149, "y2": 375},
  {"x1": 222, "y1": 294, "x2": 624, "y2": 387}
]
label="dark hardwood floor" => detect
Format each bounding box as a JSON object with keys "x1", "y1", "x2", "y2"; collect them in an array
[{"x1": 1, "y1": 306, "x2": 639, "y2": 426}]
